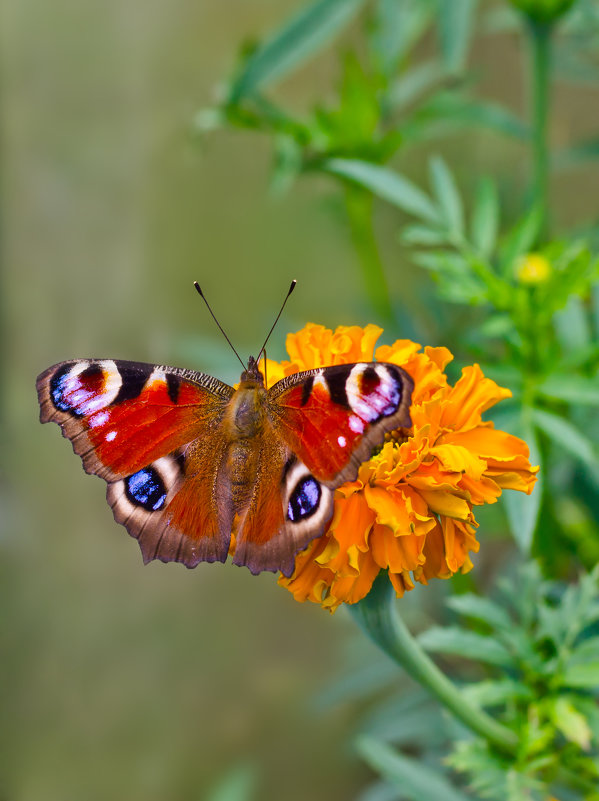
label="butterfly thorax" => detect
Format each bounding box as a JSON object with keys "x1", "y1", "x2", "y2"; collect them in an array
[
  {"x1": 227, "y1": 381, "x2": 267, "y2": 439},
  {"x1": 225, "y1": 373, "x2": 269, "y2": 510}
]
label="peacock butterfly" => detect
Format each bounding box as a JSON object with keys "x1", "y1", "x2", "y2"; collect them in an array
[{"x1": 36, "y1": 283, "x2": 414, "y2": 577}]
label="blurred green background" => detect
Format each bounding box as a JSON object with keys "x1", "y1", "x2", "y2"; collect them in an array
[{"x1": 2, "y1": 1, "x2": 598, "y2": 799}]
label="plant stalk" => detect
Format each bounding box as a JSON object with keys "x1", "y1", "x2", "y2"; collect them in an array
[
  {"x1": 344, "y1": 185, "x2": 395, "y2": 328},
  {"x1": 527, "y1": 19, "x2": 552, "y2": 240},
  {"x1": 348, "y1": 573, "x2": 519, "y2": 755}
]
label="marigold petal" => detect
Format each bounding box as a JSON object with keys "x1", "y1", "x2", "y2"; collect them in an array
[
  {"x1": 458, "y1": 473, "x2": 503, "y2": 505},
  {"x1": 331, "y1": 324, "x2": 382, "y2": 361},
  {"x1": 389, "y1": 570, "x2": 415, "y2": 597},
  {"x1": 442, "y1": 518, "x2": 480, "y2": 574},
  {"x1": 369, "y1": 522, "x2": 426, "y2": 573},
  {"x1": 429, "y1": 443, "x2": 487, "y2": 479},
  {"x1": 441, "y1": 365, "x2": 512, "y2": 430},
  {"x1": 446, "y1": 428, "x2": 539, "y2": 494},
  {"x1": 417, "y1": 488, "x2": 472, "y2": 520},
  {"x1": 329, "y1": 493, "x2": 376, "y2": 553},
  {"x1": 363, "y1": 485, "x2": 414, "y2": 535},
  {"x1": 417, "y1": 520, "x2": 452, "y2": 582},
  {"x1": 322, "y1": 557, "x2": 381, "y2": 609}
]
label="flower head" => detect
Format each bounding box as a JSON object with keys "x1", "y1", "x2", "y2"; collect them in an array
[{"x1": 265, "y1": 324, "x2": 538, "y2": 612}]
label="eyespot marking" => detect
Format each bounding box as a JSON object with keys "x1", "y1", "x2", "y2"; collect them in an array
[
  {"x1": 287, "y1": 476, "x2": 321, "y2": 522},
  {"x1": 347, "y1": 364, "x2": 402, "y2": 422},
  {"x1": 125, "y1": 467, "x2": 167, "y2": 512},
  {"x1": 359, "y1": 365, "x2": 380, "y2": 395},
  {"x1": 50, "y1": 362, "x2": 103, "y2": 417}
]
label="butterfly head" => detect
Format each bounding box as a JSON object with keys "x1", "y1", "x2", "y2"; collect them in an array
[{"x1": 240, "y1": 355, "x2": 265, "y2": 386}]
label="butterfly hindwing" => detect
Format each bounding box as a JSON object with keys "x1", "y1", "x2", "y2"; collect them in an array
[
  {"x1": 268, "y1": 362, "x2": 414, "y2": 486},
  {"x1": 231, "y1": 436, "x2": 334, "y2": 577},
  {"x1": 37, "y1": 359, "x2": 235, "y2": 567}
]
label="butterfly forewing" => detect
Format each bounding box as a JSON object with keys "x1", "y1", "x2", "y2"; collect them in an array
[
  {"x1": 268, "y1": 362, "x2": 414, "y2": 487},
  {"x1": 37, "y1": 359, "x2": 234, "y2": 567}
]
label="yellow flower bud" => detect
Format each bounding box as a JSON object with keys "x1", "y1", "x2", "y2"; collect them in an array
[{"x1": 515, "y1": 253, "x2": 552, "y2": 284}]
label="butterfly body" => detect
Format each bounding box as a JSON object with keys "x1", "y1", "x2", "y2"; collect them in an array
[{"x1": 37, "y1": 354, "x2": 413, "y2": 577}]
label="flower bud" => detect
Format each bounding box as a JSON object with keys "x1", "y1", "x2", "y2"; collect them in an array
[{"x1": 509, "y1": 0, "x2": 577, "y2": 24}]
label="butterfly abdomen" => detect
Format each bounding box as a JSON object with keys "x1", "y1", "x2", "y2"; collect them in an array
[{"x1": 222, "y1": 381, "x2": 270, "y2": 510}]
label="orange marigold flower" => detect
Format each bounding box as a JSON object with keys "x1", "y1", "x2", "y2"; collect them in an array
[{"x1": 265, "y1": 324, "x2": 538, "y2": 612}]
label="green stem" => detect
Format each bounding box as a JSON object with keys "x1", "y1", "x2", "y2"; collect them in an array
[
  {"x1": 348, "y1": 573, "x2": 519, "y2": 755},
  {"x1": 344, "y1": 185, "x2": 395, "y2": 328},
  {"x1": 527, "y1": 19, "x2": 552, "y2": 240}
]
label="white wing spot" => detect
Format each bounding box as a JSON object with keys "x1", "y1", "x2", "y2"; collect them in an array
[
  {"x1": 149, "y1": 368, "x2": 167, "y2": 386},
  {"x1": 338, "y1": 435, "x2": 347, "y2": 447},
  {"x1": 89, "y1": 410, "x2": 109, "y2": 428},
  {"x1": 349, "y1": 415, "x2": 364, "y2": 434},
  {"x1": 106, "y1": 431, "x2": 117, "y2": 442}
]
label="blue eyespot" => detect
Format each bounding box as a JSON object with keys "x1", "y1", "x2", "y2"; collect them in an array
[
  {"x1": 50, "y1": 368, "x2": 73, "y2": 413},
  {"x1": 125, "y1": 467, "x2": 167, "y2": 512},
  {"x1": 288, "y1": 476, "x2": 321, "y2": 522}
]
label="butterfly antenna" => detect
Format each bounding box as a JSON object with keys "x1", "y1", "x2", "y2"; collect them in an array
[
  {"x1": 194, "y1": 281, "x2": 245, "y2": 370},
  {"x1": 255, "y1": 279, "x2": 297, "y2": 364},
  {"x1": 262, "y1": 348, "x2": 268, "y2": 388}
]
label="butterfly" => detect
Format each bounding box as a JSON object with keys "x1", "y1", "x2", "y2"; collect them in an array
[{"x1": 36, "y1": 285, "x2": 414, "y2": 577}]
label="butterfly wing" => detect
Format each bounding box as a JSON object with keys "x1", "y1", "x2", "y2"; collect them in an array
[
  {"x1": 37, "y1": 359, "x2": 235, "y2": 567},
  {"x1": 231, "y1": 433, "x2": 334, "y2": 578},
  {"x1": 268, "y1": 362, "x2": 414, "y2": 485},
  {"x1": 231, "y1": 362, "x2": 414, "y2": 576}
]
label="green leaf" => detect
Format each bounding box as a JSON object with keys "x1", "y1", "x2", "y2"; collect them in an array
[
  {"x1": 372, "y1": 0, "x2": 435, "y2": 75},
  {"x1": 532, "y1": 408, "x2": 597, "y2": 468},
  {"x1": 323, "y1": 158, "x2": 440, "y2": 222},
  {"x1": 470, "y1": 178, "x2": 499, "y2": 257},
  {"x1": 553, "y1": 295, "x2": 592, "y2": 353},
  {"x1": 461, "y1": 679, "x2": 532, "y2": 708},
  {"x1": 360, "y1": 690, "x2": 444, "y2": 746},
  {"x1": 356, "y1": 736, "x2": 472, "y2": 801},
  {"x1": 593, "y1": 282, "x2": 599, "y2": 332},
  {"x1": 228, "y1": 0, "x2": 367, "y2": 102},
  {"x1": 479, "y1": 314, "x2": 515, "y2": 340},
  {"x1": 430, "y1": 156, "x2": 464, "y2": 235},
  {"x1": 502, "y1": 414, "x2": 542, "y2": 554},
  {"x1": 449, "y1": 100, "x2": 528, "y2": 140},
  {"x1": 561, "y1": 661, "x2": 599, "y2": 689},
  {"x1": 401, "y1": 224, "x2": 447, "y2": 245},
  {"x1": 498, "y1": 205, "x2": 543, "y2": 277},
  {"x1": 436, "y1": 0, "x2": 477, "y2": 74},
  {"x1": 313, "y1": 659, "x2": 398, "y2": 709},
  {"x1": 447, "y1": 593, "x2": 512, "y2": 630},
  {"x1": 355, "y1": 781, "x2": 403, "y2": 801},
  {"x1": 418, "y1": 626, "x2": 513, "y2": 666},
  {"x1": 388, "y1": 61, "x2": 445, "y2": 111},
  {"x1": 537, "y1": 374, "x2": 599, "y2": 405},
  {"x1": 552, "y1": 697, "x2": 593, "y2": 749},
  {"x1": 569, "y1": 636, "x2": 599, "y2": 665}
]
